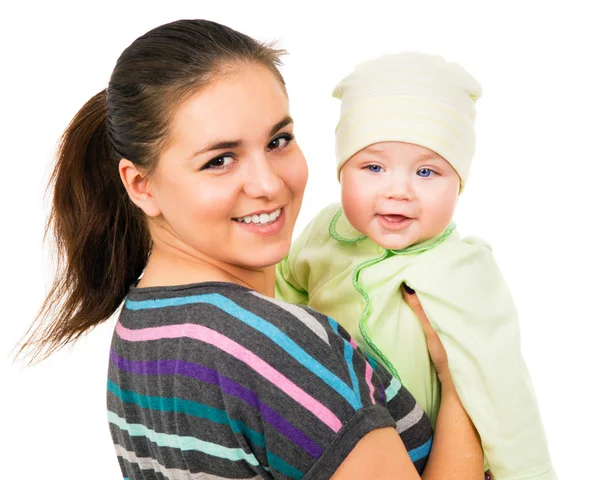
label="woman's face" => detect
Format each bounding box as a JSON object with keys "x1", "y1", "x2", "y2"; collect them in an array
[{"x1": 147, "y1": 64, "x2": 308, "y2": 271}]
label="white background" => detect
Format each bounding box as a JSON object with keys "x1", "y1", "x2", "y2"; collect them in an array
[{"x1": 1, "y1": 1, "x2": 598, "y2": 478}]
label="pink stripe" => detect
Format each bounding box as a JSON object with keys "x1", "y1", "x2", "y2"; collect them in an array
[
  {"x1": 349, "y1": 337, "x2": 358, "y2": 349},
  {"x1": 364, "y1": 361, "x2": 376, "y2": 404},
  {"x1": 116, "y1": 322, "x2": 343, "y2": 431}
]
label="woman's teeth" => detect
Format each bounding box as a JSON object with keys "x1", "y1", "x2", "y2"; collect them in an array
[{"x1": 234, "y1": 208, "x2": 281, "y2": 225}]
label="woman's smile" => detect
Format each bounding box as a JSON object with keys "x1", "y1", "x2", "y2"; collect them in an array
[{"x1": 232, "y1": 206, "x2": 286, "y2": 235}]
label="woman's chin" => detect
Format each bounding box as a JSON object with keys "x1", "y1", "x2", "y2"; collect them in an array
[
  {"x1": 239, "y1": 244, "x2": 290, "y2": 270},
  {"x1": 245, "y1": 254, "x2": 287, "y2": 270}
]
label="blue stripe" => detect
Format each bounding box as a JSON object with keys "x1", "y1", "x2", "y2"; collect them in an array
[
  {"x1": 328, "y1": 317, "x2": 361, "y2": 408},
  {"x1": 107, "y1": 380, "x2": 265, "y2": 447},
  {"x1": 327, "y1": 317, "x2": 339, "y2": 334},
  {"x1": 408, "y1": 437, "x2": 432, "y2": 462},
  {"x1": 343, "y1": 339, "x2": 361, "y2": 407},
  {"x1": 126, "y1": 294, "x2": 360, "y2": 410}
]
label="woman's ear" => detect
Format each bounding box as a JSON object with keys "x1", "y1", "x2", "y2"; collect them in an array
[{"x1": 119, "y1": 158, "x2": 161, "y2": 217}]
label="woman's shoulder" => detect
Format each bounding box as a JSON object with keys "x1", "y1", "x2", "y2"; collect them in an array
[
  {"x1": 122, "y1": 281, "x2": 333, "y2": 334},
  {"x1": 117, "y1": 281, "x2": 350, "y2": 366}
]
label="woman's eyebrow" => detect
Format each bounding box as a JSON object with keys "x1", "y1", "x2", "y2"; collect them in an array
[
  {"x1": 188, "y1": 116, "x2": 294, "y2": 160},
  {"x1": 194, "y1": 140, "x2": 241, "y2": 157},
  {"x1": 269, "y1": 116, "x2": 293, "y2": 136}
]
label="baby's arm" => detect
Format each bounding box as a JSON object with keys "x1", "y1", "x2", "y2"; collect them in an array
[
  {"x1": 276, "y1": 253, "x2": 309, "y2": 305},
  {"x1": 409, "y1": 237, "x2": 556, "y2": 480},
  {"x1": 276, "y1": 203, "x2": 341, "y2": 305}
]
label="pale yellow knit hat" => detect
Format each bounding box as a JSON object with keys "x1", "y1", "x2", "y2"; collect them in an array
[{"x1": 333, "y1": 52, "x2": 482, "y2": 191}]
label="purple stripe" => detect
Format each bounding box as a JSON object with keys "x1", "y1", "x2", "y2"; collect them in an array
[{"x1": 110, "y1": 350, "x2": 322, "y2": 458}]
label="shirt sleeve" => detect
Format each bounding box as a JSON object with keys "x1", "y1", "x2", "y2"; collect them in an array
[
  {"x1": 170, "y1": 290, "x2": 431, "y2": 479},
  {"x1": 276, "y1": 203, "x2": 341, "y2": 306},
  {"x1": 322, "y1": 316, "x2": 433, "y2": 476},
  {"x1": 276, "y1": 253, "x2": 310, "y2": 305},
  {"x1": 409, "y1": 236, "x2": 556, "y2": 480}
]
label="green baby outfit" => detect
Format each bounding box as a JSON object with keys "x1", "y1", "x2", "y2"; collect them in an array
[{"x1": 276, "y1": 203, "x2": 556, "y2": 480}]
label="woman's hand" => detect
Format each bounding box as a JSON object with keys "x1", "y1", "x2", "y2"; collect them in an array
[
  {"x1": 402, "y1": 283, "x2": 485, "y2": 479},
  {"x1": 401, "y1": 284, "x2": 452, "y2": 385}
]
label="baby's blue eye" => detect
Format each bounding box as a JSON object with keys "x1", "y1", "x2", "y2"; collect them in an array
[
  {"x1": 417, "y1": 168, "x2": 433, "y2": 177},
  {"x1": 367, "y1": 165, "x2": 382, "y2": 173}
]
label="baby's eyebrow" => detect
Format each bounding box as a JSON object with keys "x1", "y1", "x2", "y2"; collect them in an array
[
  {"x1": 415, "y1": 151, "x2": 445, "y2": 161},
  {"x1": 414, "y1": 155, "x2": 451, "y2": 167}
]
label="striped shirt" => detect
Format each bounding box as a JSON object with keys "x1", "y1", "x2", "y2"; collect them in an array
[{"x1": 107, "y1": 282, "x2": 433, "y2": 479}]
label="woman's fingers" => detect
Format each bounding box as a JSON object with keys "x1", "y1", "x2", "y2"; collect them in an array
[
  {"x1": 401, "y1": 284, "x2": 449, "y2": 381},
  {"x1": 401, "y1": 285, "x2": 436, "y2": 338}
]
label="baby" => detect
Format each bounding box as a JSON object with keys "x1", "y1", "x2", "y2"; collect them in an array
[{"x1": 277, "y1": 52, "x2": 556, "y2": 480}]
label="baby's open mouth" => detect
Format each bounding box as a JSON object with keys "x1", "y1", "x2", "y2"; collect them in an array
[{"x1": 381, "y1": 214, "x2": 409, "y2": 223}]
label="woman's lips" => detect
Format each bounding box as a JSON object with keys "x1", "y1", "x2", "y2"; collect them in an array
[{"x1": 234, "y1": 207, "x2": 286, "y2": 236}]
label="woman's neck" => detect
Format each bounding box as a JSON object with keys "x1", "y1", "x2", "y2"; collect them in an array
[{"x1": 137, "y1": 246, "x2": 276, "y2": 297}]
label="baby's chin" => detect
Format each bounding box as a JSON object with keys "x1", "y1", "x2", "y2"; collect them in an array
[
  {"x1": 377, "y1": 238, "x2": 419, "y2": 251},
  {"x1": 367, "y1": 229, "x2": 427, "y2": 251}
]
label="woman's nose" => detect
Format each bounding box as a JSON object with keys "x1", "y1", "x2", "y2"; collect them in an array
[{"x1": 242, "y1": 154, "x2": 284, "y2": 199}]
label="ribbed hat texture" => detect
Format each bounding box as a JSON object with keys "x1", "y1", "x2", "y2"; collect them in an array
[{"x1": 333, "y1": 52, "x2": 482, "y2": 191}]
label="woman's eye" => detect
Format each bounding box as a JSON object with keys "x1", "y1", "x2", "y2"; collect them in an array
[
  {"x1": 417, "y1": 168, "x2": 433, "y2": 177},
  {"x1": 201, "y1": 154, "x2": 234, "y2": 171},
  {"x1": 367, "y1": 165, "x2": 383, "y2": 173},
  {"x1": 267, "y1": 133, "x2": 294, "y2": 151}
]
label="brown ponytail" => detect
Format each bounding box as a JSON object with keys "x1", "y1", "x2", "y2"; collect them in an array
[
  {"x1": 17, "y1": 19, "x2": 285, "y2": 363},
  {"x1": 19, "y1": 91, "x2": 150, "y2": 363}
]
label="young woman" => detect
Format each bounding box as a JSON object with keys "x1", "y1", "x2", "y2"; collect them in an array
[{"x1": 19, "y1": 19, "x2": 483, "y2": 479}]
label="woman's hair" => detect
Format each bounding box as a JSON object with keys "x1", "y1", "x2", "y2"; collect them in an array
[{"x1": 19, "y1": 19, "x2": 286, "y2": 363}]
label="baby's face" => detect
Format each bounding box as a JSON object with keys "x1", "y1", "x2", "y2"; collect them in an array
[{"x1": 340, "y1": 142, "x2": 460, "y2": 250}]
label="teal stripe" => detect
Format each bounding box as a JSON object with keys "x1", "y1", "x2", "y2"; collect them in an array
[
  {"x1": 125, "y1": 293, "x2": 360, "y2": 410},
  {"x1": 385, "y1": 377, "x2": 402, "y2": 402},
  {"x1": 108, "y1": 411, "x2": 259, "y2": 465},
  {"x1": 365, "y1": 354, "x2": 379, "y2": 372},
  {"x1": 328, "y1": 317, "x2": 361, "y2": 408},
  {"x1": 107, "y1": 380, "x2": 265, "y2": 447},
  {"x1": 408, "y1": 437, "x2": 432, "y2": 462},
  {"x1": 266, "y1": 451, "x2": 304, "y2": 480}
]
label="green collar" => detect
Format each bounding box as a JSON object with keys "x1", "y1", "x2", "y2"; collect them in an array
[{"x1": 328, "y1": 207, "x2": 456, "y2": 255}]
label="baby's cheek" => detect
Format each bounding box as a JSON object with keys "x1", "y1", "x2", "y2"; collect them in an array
[
  {"x1": 340, "y1": 181, "x2": 361, "y2": 212},
  {"x1": 431, "y1": 201, "x2": 456, "y2": 231}
]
